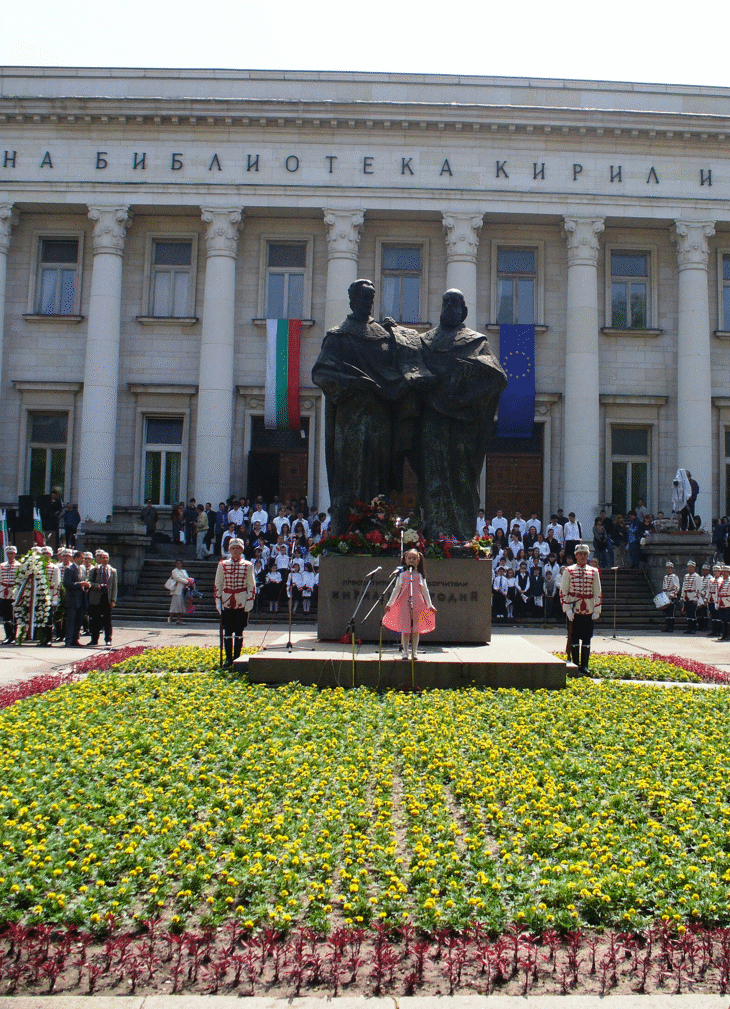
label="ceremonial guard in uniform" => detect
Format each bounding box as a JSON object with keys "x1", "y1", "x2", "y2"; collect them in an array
[
  {"x1": 661, "y1": 561, "x2": 680, "y2": 632},
  {"x1": 0, "y1": 545, "x2": 19, "y2": 644},
  {"x1": 715, "y1": 564, "x2": 730, "y2": 641},
  {"x1": 560, "y1": 542, "x2": 602, "y2": 676},
  {"x1": 698, "y1": 562, "x2": 712, "y2": 631},
  {"x1": 681, "y1": 560, "x2": 701, "y2": 634},
  {"x1": 708, "y1": 563, "x2": 722, "y2": 636},
  {"x1": 214, "y1": 537, "x2": 256, "y2": 667}
]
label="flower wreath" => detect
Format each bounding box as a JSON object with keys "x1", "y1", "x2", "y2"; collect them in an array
[{"x1": 14, "y1": 552, "x2": 52, "y2": 644}]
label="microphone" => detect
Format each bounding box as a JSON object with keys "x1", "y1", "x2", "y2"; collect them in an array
[{"x1": 365, "y1": 565, "x2": 382, "y2": 578}]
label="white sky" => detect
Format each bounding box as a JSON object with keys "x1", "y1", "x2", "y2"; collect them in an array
[{"x1": 1, "y1": 0, "x2": 728, "y2": 90}]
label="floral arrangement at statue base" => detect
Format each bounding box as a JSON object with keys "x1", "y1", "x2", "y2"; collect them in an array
[{"x1": 311, "y1": 496, "x2": 491, "y2": 560}]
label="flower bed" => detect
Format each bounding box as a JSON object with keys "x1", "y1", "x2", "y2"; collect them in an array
[
  {"x1": 554, "y1": 652, "x2": 703, "y2": 683},
  {"x1": 3, "y1": 652, "x2": 730, "y2": 995}
]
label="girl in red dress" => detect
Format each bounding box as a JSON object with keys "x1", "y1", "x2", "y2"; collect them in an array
[{"x1": 382, "y1": 548, "x2": 437, "y2": 659}]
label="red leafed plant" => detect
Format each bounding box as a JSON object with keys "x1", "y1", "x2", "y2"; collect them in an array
[{"x1": 649, "y1": 652, "x2": 730, "y2": 684}]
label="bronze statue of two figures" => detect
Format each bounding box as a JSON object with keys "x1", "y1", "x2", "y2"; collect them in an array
[{"x1": 312, "y1": 282, "x2": 508, "y2": 540}]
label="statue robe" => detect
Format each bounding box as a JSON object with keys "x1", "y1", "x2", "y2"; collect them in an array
[
  {"x1": 312, "y1": 315, "x2": 432, "y2": 534},
  {"x1": 418, "y1": 324, "x2": 507, "y2": 540}
]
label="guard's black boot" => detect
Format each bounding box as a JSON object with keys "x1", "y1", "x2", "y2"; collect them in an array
[
  {"x1": 224, "y1": 637, "x2": 234, "y2": 668},
  {"x1": 698, "y1": 615, "x2": 707, "y2": 631},
  {"x1": 233, "y1": 635, "x2": 242, "y2": 661},
  {"x1": 568, "y1": 643, "x2": 582, "y2": 676},
  {"x1": 721, "y1": 623, "x2": 730, "y2": 642},
  {"x1": 579, "y1": 645, "x2": 591, "y2": 677}
]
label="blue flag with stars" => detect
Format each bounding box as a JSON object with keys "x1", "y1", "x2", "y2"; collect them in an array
[{"x1": 496, "y1": 325, "x2": 535, "y2": 438}]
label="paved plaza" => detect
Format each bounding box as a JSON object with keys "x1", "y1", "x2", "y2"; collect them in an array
[{"x1": 1, "y1": 620, "x2": 728, "y2": 690}]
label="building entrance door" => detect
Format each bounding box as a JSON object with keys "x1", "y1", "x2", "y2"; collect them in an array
[
  {"x1": 247, "y1": 417, "x2": 309, "y2": 504},
  {"x1": 485, "y1": 427, "x2": 543, "y2": 523}
]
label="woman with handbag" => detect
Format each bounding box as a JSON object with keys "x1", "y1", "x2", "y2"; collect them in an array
[{"x1": 166, "y1": 558, "x2": 191, "y2": 624}]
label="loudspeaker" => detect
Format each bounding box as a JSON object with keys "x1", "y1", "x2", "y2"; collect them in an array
[
  {"x1": 17, "y1": 496, "x2": 34, "y2": 533},
  {"x1": 37, "y1": 493, "x2": 52, "y2": 529}
]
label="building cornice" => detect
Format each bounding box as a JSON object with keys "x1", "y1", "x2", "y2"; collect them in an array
[{"x1": 2, "y1": 96, "x2": 730, "y2": 143}]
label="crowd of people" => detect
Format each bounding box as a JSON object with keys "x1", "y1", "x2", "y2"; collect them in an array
[
  {"x1": 660, "y1": 559, "x2": 730, "y2": 639},
  {"x1": 147, "y1": 495, "x2": 329, "y2": 617},
  {"x1": 0, "y1": 544, "x2": 117, "y2": 647},
  {"x1": 143, "y1": 492, "x2": 724, "y2": 628},
  {"x1": 482, "y1": 506, "x2": 611, "y2": 623}
]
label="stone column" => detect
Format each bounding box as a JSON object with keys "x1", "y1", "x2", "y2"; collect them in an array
[
  {"x1": 562, "y1": 216, "x2": 604, "y2": 525},
  {"x1": 195, "y1": 208, "x2": 242, "y2": 507},
  {"x1": 0, "y1": 203, "x2": 17, "y2": 393},
  {"x1": 78, "y1": 205, "x2": 130, "y2": 523},
  {"x1": 673, "y1": 220, "x2": 715, "y2": 524},
  {"x1": 318, "y1": 209, "x2": 365, "y2": 511},
  {"x1": 442, "y1": 212, "x2": 483, "y2": 320}
]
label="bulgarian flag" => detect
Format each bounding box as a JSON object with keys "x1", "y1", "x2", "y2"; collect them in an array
[
  {"x1": 33, "y1": 507, "x2": 44, "y2": 546},
  {"x1": 265, "y1": 319, "x2": 301, "y2": 430}
]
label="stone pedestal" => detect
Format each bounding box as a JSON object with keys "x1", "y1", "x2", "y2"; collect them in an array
[
  {"x1": 317, "y1": 555, "x2": 492, "y2": 643},
  {"x1": 77, "y1": 518, "x2": 149, "y2": 593},
  {"x1": 643, "y1": 531, "x2": 713, "y2": 593}
]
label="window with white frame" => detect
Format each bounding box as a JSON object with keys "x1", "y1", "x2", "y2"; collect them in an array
[
  {"x1": 28, "y1": 412, "x2": 68, "y2": 499},
  {"x1": 496, "y1": 247, "x2": 536, "y2": 325},
  {"x1": 721, "y1": 253, "x2": 730, "y2": 331},
  {"x1": 149, "y1": 239, "x2": 195, "y2": 317},
  {"x1": 35, "y1": 237, "x2": 81, "y2": 315},
  {"x1": 610, "y1": 250, "x2": 649, "y2": 329},
  {"x1": 265, "y1": 242, "x2": 307, "y2": 319},
  {"x1": 610, "y1": 427, "x2": 649, "y2": 514},
  {"x1": 142, "y1": 416, "x2": 184, "y2": 506},
  {"x1": 380, "y1": 245, "x2": 422, "y2": 323}
]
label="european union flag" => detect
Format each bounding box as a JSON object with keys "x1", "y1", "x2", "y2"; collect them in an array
[{"x1": 496, "y1": 325, "x2": 535, "y2": 438}]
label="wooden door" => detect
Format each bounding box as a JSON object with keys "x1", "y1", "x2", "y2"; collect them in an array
[
  {"x1": 279, "y1": 450, "x2": 309, "y2": 504},
  {"x1": 485, "y1": 453, "x2": 543, "y2": 521}
]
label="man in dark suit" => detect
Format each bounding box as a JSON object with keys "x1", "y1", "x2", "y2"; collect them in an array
[
  {"x1": 63, "y1": 550, "x2": 90, "y2": 647},
  {"x1": 87, "y1": 550, "x2": 117, "y2": 646}
]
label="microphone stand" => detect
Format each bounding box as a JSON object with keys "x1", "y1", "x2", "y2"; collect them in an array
[
  {"x1": 263, "y1": 555, "x2": 315, "y2": 653},
  {"x1": 363, "y1": 564, "x2": 401, "y2": 688},
  {"x1": 408, "y1": 566, "x2": 415, "y2": 690},
  {"x1": 343, "y1": 565, "x2": 381, "y2": 687}
]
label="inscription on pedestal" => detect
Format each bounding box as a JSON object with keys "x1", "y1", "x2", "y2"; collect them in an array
[{"x1": 318, "y1": 556, "x2": 492, "y2": 643}]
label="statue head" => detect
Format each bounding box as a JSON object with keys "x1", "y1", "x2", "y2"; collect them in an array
[
  {"x1": 440, "y1": 288, "x2": 468, "y2": 328},
  {"x1": 348, "y1": 279, "x2": 376, "y2": 321}
]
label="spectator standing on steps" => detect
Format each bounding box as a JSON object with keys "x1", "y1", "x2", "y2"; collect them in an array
[{"x1": 563, "y1": 512, "x2": 582, "y2": 562}]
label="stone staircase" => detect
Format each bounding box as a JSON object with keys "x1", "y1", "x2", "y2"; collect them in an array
[
  {"x1": 113, "y1": 557, "x2": 317, "y2": 626},
  {"x1": 115, "y1": 559, "x2": 661, "y2": 632},
  {"x1": 513, "y1": 567, "x2": 663, "y2": 632}
]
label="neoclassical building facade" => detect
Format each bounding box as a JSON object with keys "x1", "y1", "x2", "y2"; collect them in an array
[{"x1": 1, "y1": 67, "x2": 730, "y2": 529}]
